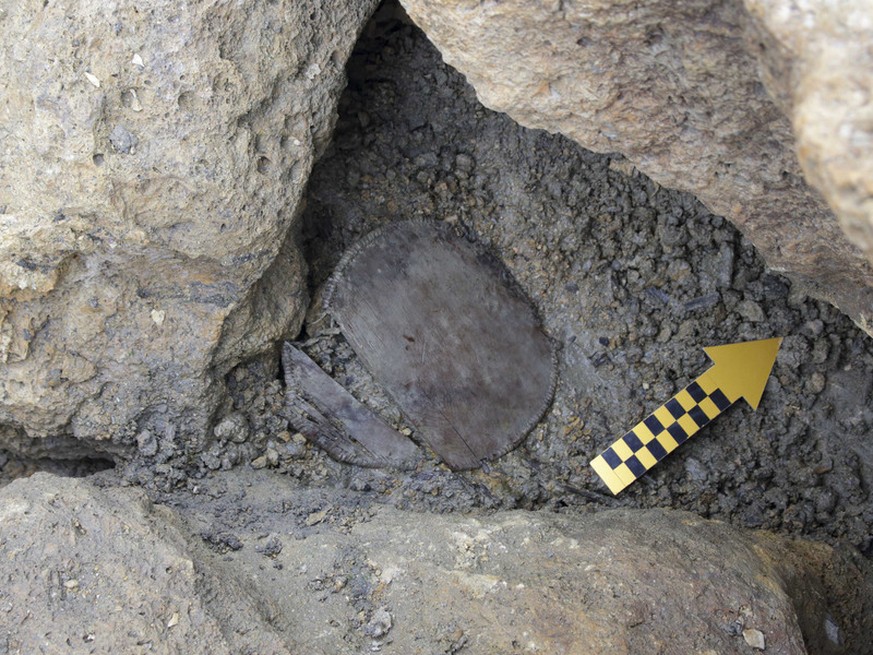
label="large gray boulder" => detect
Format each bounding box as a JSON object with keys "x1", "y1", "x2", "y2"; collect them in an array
[
  {"x1": 398, "y1": 0, "x2": 873, "y2": 336},
  {"x1": 0, "y1": 1, "x2": 377, "y2": 457},
  {"x1": 3, "y1": 471, "x2": 872, "y2": 654}
]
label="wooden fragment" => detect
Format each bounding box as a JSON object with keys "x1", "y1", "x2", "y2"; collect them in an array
[{"x1": 282, "y1": 342, "x2": 421, "y2": 470}]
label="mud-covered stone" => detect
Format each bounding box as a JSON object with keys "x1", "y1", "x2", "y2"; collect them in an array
[
  {"x1": 398, "y1": 0, "x2": 873, "y2": 335},
  {"x1": 0, "y1": 473, "x2": 292, "y2": 654},
  {"x1": 170, "y1": 470, "x2": 873, "y2": 655},
  {"x1": 7, "y1": 471, "x2": 871, "y2": 654},
  {"x1": 0, "y1": 0, "x2": 377, "y2": 457}
]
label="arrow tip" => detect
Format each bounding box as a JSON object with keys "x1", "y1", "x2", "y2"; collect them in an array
[{"x1": 703, "y1": 337, "x2": 782, "y2": 409}]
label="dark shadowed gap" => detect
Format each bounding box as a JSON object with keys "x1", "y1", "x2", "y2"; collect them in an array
[{"x1": 0, "y1": 451, "x2": 115, "y2": 488}]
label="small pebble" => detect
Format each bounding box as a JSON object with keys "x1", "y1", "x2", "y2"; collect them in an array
[
  {"x1": 136, "y1": 429, "x2": 159, "y2": 457},
  {"x1": 304, "y1": 62, "x2": 321, "y2": 80},
  {"x1": 213, "y1": 413, "x2": 250, "y2": 444},
  {"x1": 454, "y1": 153, "x2": 475, "y2": 173},
  {"x1": 109, "y1": 125, "x2": 137, "y2": 154},
  {"x1": 684, "y1": 457, "x2": 708, "y2": 483},
  {"x1": 656, "y1": 325, "x2": 672, "y2": 343},
  {"x1": 737, "y1": 299, "x2": 765, "y2": 322},
  {"x1": 284, "y1": 439, "x2": 306, "y2": 459},
  {"x1": 743, "y1": 628, "x2": 766, "y2": 650},
  {"x1": 255, "y1": 536, "x2": 283, "y2": 558},
  {"x1": 803, "y1": 319, "x2": 824, "y2": 337},
  {"x1": 201, "y1": 450, "x2": 222, "y2": 470},
  {"x1": 150, "y1": 309, "x2": 165, "y2": 326},
  {"x1": 364, "y1": 607, "x2": 393, "y2": 639},
  {"x1": 815, "y1": 488, "x2": 837, "y2": 514},
  {"x1": 811, "y1": 339, "x2": 829, "y2": 364},
  {"x1": 305, "y1": 509, "x2": 328, "y2": 526},
  {"x1": 805, "y1": 371, "x2": 826, "y2": 394},
  {"x1": 125, "y1": 88, "x2": 143, "y2": 112},
  {"x1": 824, "y1": 616, "x2": 841, "y2": 645}
]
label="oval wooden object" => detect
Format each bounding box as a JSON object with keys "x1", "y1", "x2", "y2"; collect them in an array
[{"x1": 325, "y1": 221, "x2": 556, "y2": 470}]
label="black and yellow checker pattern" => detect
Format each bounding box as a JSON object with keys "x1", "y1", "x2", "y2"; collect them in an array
[{"x1": 590, "y1": 372, "x2": 734, "y2": 494}]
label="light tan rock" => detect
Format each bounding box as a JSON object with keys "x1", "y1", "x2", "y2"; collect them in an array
[
  {"x1": 744, "y1": 0, "x2": 873, "y2": 285},
  {"x1": 0, "y1": 0, "x2": 377, "y2": 452},
  {"x1": 398, "y1": 0, "x2": 873, "y2": 335},
  {"x1": 275, "y1": 510, "x2": 873, "y2": 654},
  {"x1": 179, "y1": 470, "x2": 873, "y2": 655},
  {"x1": 5, "y1": 471, "x2": 873, "y2": 654}
]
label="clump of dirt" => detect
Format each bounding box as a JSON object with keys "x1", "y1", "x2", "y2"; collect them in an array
[{"x1": 208, "y1": 2, "x2": 873, "y2": 554}]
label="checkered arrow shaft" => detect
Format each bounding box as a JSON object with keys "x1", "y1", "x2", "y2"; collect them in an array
[{"x1": 589, "y1": 370, "x2": 735, "y2": 495}]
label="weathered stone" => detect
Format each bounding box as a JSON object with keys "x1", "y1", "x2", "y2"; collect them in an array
[
  {"x1": 4, "y1": 471, "x2": 872, "y2": 653},
  {"x1": 212, "y1": 412, "x2": 250, "y2": 444},
  {"x1": 180, "y1": 470, "x2": 873, "y2": 655},
  {"x1": 744, "y1": 0, "x2": 873, "y2": 272},
  {"x1": 0, "y1": 0, "x2": 378, "y2": 456},
  {"x1": 0, "y1": 474, "x2": 292, "y2": 654},
  {"x1": 277, "y1": 511, "x2": 873, "y2": 654},
  {"x1": 398, "y1": 0, "x2": 873, "y2": 335}
]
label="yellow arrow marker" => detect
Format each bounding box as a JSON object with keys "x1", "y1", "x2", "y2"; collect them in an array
[{"x1": 590, "y1": 337, "x2": 782, "y2": 495}]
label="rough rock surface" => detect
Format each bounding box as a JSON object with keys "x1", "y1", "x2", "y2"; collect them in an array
[
  {"x1": 0, "y1": 1, "x2": 376, "y2": 456},
  {"x1": 398, "y1": 0, "x2": 873, "y2": 335},
  {"x1": 7, "y1": 470, "x2": 868, "y2": 655},
  {"x1": 0, "y1": 473, "x2": 292, "y2": 654},
  {"x1": 744, "y1": 1, "x2": 873, "y2": 271}
]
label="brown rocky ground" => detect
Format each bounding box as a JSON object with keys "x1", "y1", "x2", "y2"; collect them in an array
[{"x1": 2, "y1": 4, "x2": 872, "y2": 653}]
